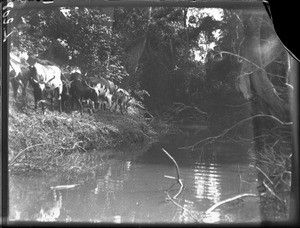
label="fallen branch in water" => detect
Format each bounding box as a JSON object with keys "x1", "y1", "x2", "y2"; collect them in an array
[
  {"x1": 162, "y1": 148, "x2": 184, "y2": 199},
  {"x1": 50, "y1": 184, "x2": 80, "y2": 190},
  {"x1": 165, "y1": 191, "x2": 200, "y2": 222},
  {"x1": 205, "y1": 193, "x2": 258, "y2": 214}
]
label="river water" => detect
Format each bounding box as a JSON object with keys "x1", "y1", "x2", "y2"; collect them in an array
[{"x1": 9, "y1": 125, "x2": 261, "y2": 224}]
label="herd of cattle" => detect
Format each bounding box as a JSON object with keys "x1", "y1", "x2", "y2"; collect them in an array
[{"x1": 9, "y1": 52, "x2": 137, "y2": 115}]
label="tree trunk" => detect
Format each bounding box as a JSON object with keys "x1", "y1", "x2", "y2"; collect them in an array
[
  {"x1": 239, "y1": 12, "x2": 288, "y2": 122},
  {"x1": 286, "y1": 54, "x2": 299, "y2": 223},
  {"x1": 239, "y1": 10, "x2": 291, "y2": 221},
  {"x1": 100, "y1": 7, "x2": 114, "y2": 78}
]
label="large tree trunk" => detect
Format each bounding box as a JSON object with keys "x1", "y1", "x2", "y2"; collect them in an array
[
  {"x1": 239, "y1": 10, "x2": 292, "y2": 221},
  {"x1": 121, "y1": 7, "x2": 151, "y2": 89},
  {"x1": 239, "y1": 12, "x2": 288, "y2": 121}
]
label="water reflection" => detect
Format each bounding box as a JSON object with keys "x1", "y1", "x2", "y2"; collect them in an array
[
  {"x1": 194, "y1": 163, "x2": 221, "y2": 204},
  {"x1": 36, "y1": 190, "x2": 62, "y2": 222},
  {"x1": 9, "y1": 140, "x2": 260, "y2": 223},
  {"x1": 94, "y1": 159, "x2": 132, "y2": 196}
]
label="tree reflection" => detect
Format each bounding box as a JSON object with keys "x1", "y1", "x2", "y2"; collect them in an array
[{"x1": 36, "y1": 190, "x2": 63, "y2": 222}]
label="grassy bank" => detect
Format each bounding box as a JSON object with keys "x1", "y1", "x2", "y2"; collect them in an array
[{"x1": 8, "y1": 101, "x2": 169, "y2": 175}]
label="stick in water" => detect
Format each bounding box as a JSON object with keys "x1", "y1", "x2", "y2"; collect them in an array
[{"x1": 205, "y1": 193, "x2": 258, "y2": 214}]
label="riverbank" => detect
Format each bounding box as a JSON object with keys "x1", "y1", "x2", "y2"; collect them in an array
[{"x1": 8, "y1": 101, "x2": 171, "y2": 175}]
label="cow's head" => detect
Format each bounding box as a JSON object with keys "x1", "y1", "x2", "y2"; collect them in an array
[{"x1": 28, "y1": 65, "x2": 38, "y2": 84}]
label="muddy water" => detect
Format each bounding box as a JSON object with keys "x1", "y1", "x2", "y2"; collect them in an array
[{"x1": 9, "y1": 127, "x2": 261, "y2": 224}]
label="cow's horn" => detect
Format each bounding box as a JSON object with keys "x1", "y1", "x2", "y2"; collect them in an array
[
  {"x1": 84, "y1": 80, "x2": 94, "y2": 90},
  {"x1": 32, "y1": 78, "x2": 38, "y2": 84}
]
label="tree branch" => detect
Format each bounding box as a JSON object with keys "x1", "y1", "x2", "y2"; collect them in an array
[
  {"x1": 179, "y1": 114, "x2": 292, "y2": 151},
  {"x1": 10, "y1": 143, "x2": 48, "y2": 165},
  {"x1": 162, "y1": 148, "x2": 184, "y2": 199},
  {"x1": 249, "y1": 164, "x2": 273, "y2": 185}
]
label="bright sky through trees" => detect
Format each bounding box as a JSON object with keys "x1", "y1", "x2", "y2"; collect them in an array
[{"x1": 187, "y1": 8, "x2": 224, "y2": 62}]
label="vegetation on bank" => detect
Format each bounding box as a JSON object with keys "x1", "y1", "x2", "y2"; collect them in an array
[{"x1": 8, "y1": 100, "x2": 172, "y2": 175}]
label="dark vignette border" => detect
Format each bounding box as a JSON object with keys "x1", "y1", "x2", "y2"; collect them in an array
[
  {"x1": 2, "y1": 0, "x2": 9, "y2": 226},
  {"x1": 1, "y1": 0, "x2": 299, "y2": 227}
]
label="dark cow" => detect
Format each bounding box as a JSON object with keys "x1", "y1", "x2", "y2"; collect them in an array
[
  {"x1": 69, "y1": 72, "x2": 100, "y2": 114},
  {"x1": 28, "y1": 62, "x2": 63, "y2": 113},
  {"x1": 9, "y1": 53, "x2": 31, "y2": 100}
]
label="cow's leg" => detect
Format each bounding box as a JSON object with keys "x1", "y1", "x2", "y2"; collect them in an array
[
  {"x1": 10, "y1": 78, "x2": 19, "y2": 101},
  {"x1": 21, "y1": 79, "x2": 29, "y2": 105},
  {"x1": 49, "y1": 92, "x2": 54, "y2": 111},
  {"x1": 110, "y1": 100, "x2": 116, "y2": 112},
  {"x1": 117, "y1": 99, "x2": 122, "y2": 112},
  {"x1": 58, "y1": 86, "x2": 63, "y2": 113},
  {"x1": 95, "y1": 101, "x2": 99, "y2": 111},
  {"x1": 61, "y1": 96, "x2": 65, "y2": 112},
  {"x1": 58, "y1": 99, "x2": 62, "y2": 113},
  {"x1": 71, "y1": 97, "x2": 75, "y2": 111},
  {"x1": 120, "y1": 101, "x2": 125, "y2": 115},
  {"x1": 117, "y1": 99, "x2": 123, "y2": 113},
  {"x1": 34, "y1": 96, "x2": 38, "y2": 110},
  {"x1": 32, "y1": 89, "x2": 39, "y2": 110},
  {"x1": 111, "y1": 100, "x2": 116, "y2": 112},
  {"x1": 99, "y1": 99, "x2": 104, "y2": 111},
  {"x1": 21, "y1": 79, "x2": 28, "y2": 98},
  {"x1": 91, "y1": 101, "x2": 95, "y2": 114},
  {"x1": 77, "y1": 99, "x2": 83, "y2": 115},
  {"x1": 107, "y1": 96, "x2": 112, "y2": 112},
  {"x1": 41, "y1": 90, "x2": 46, "y2": 114}
]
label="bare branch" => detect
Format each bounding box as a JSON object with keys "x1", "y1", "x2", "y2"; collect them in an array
[
  {"x1": 225, "y1": 101, "x2": 253, "y2": 108},
  {"x1": 10, "y1": 143, "x2": 48, "y2": 165},
  {"x1": 162, "y1": 148, "x2": 181, "y2": 181},
  {"x1": 162, "y1": 148, "x2": 184, "y2": 199},
  {"x1": 249, "y1": 164, "x2": 273, "y2": 185},
  {"x1": 180, "y1": 114, "x2": 292, "y2": 151},
  {"x1": 220, "y1": 51, "x2": 266, "y2": 73},
  {"x1": 262, "y1": 180, "x2": 283, "y2": 203}
]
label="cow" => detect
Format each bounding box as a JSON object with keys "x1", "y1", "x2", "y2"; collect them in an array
[
  {"x1": 61, "y1": 73, "x2": 72, "y2": 112},
  {"x1": 9, "y1": 53, "x2": 31, "y2": 101},
  {"x1": 112, "y1": 88, "x2": 132, "y2": 114},
  {"x1": 28, "y1": 62, "x2": 63, "y2": 113},
  {"x1": 69, "y1": 72, "x2": 100, "y2": 114},
  {"x1": 85, "y1": 77, "x2": 115, "y2": 111}
]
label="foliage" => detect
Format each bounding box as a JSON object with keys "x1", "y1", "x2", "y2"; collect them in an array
[
  {"x1": 10, "y1": 6, "x2": 291, "y2": 115},
  {"x1": 11, "y1": 7, "x2": 128, "y2": 82}
]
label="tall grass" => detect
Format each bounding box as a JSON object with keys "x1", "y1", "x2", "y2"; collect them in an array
[{"x1": 8, "y1": 98, "x2": 160, "y2": 175}]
